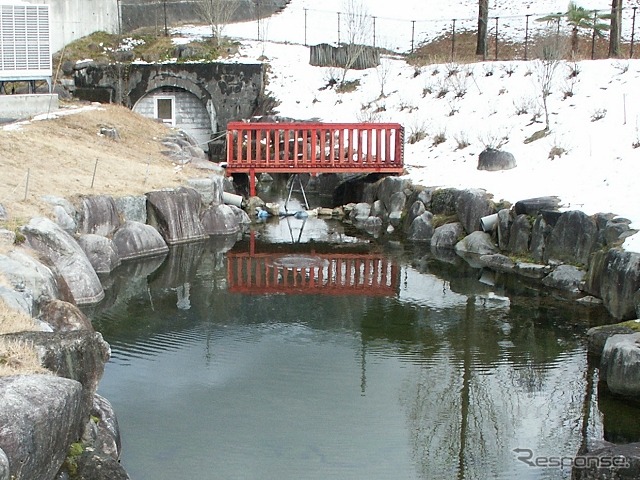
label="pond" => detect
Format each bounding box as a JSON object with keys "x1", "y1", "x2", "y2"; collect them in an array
[{"x1": 90, "y1": 211, "x2": 640, "y2": 480}]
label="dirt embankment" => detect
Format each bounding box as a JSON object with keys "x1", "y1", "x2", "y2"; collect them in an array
[{"x1": 0, "y1": 102, "x2": 200, "y2": 222}]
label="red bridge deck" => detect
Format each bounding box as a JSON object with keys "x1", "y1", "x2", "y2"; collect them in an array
[{"x1": 225, "y1": 122, "x2": 405, "y2": 196}]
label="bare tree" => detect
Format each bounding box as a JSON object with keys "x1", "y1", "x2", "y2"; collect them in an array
[
  {"x1": 476, "y1": 0, "x2": 489, "y2": 57},
  {"x1": 195, "y1": 0, "x2": 240, "y2": 46},
  {"x1": 609, "y1": 0, "x2": 623, "y2": 57},
  {"x1": 534, "y1": 37, "x2": 563, "y2": 133},
  {"x1": 340, "y1": 0, "x2": 372, "y2": 85}
]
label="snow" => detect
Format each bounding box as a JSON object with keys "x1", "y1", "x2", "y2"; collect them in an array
[{"x1": 175, "y1": 0, "x2": 640, "y2": 251}]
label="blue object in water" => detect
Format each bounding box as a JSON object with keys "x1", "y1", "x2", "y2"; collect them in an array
[{"x1": 294, "y1": 210, "x2": 309, "y2": 219}]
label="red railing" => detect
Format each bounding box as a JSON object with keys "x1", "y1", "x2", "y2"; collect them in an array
[
  {"x1": 225, "y1": 122, "x2": 404, "y2": 195},
  {"x1": 227, "y1": 252, "x2": 400, "y2": 296}
]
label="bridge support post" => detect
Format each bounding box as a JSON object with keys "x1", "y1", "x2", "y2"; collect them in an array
[{"x1": 249, "y1": 168, "x2": 256, "y2": 197}]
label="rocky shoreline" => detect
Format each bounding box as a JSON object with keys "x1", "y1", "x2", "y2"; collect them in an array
[{"x1": 1, "y1": 171, "x2": 640, "y2": 479}]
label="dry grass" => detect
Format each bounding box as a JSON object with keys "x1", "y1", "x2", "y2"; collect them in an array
[
  {"x1": 409, "y1": 31, "x2": 639, "y2": 65},
  {"x1": 0, "y1": 102, "x2": 197, "y2": 221},
  {"x1": 0, "y1": 337, "x2": 49, "y2": 376},
  {"x1": 0, "y1": 298, "x2": 40, "y2": 334}
]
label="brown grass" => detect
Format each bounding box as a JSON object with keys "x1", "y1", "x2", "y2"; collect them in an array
[
  {"x1": 0, "y1": 337, "x2": 49, "y2": 376},
  {"x1": 0, "y1": 102, "x2": 197, "y2": 221},
  {"x1": 0, "y1": 298, "x2": 40, "y2": 334},
  {"x1": 409, "y1": 31, "x2": 639, "y2": 65}
]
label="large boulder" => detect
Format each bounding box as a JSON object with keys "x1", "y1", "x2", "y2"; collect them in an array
[
  {"x1": 146, "y1": 187, "x2": 207, "y2": 245},
  {"x1": 529, "y1": 215, "x2": 551, "y2": 263},
  {"x1": 545, "y1": 210, "x2": 597, "y2": 267},
  {"x1": 0, "y1": 375, "x2": 83, "y2": 480},
  {"x1": 76, "y1": 195, "x2": 121, "y2": 237},
  {"x1": 584, "y1": 249, "x2": 640, "y2": 320},
  {"x1": 431, "y1": 222, "x2": 465, "y2": 249},
  {"x1": 77, "y1": 234, "x2": 121, "y2": 274},
  {"x1": 477, "y1": 148, "x2": 516, "y2": 171},
  {"x1": 571, "y1": 442, "x2": 640, "y2": 480},
  {"x1": 514, "y1": 196, "x2": 561, "y2": 216},
  {"x1": 349, "y1": 202, "x2": 371, "y2": 222},
  {"x1": 496, "y1": 208, "x2": 512, "y2": 251},
  {"x1": 455, "y1": 189, "x2": 496, "y2": 234},
  {"x1": 9, "y1": 331, "x2": 111, "y2": 431},
  {"x1": 20, "y1": 217, "x2": 104, "y2": 305},
  {"x1": 430, "y1": 188, "x2": 460, "y2": 216},
  {"x1": 112, "y1": 221, "x2": 169, "y2": 261},
  {"x1": 408, "y1": 211, "x2": 434, "y2": 242},
  {"x1": 455, "y1": 231, "x2": 499, "y2": 256},
  {"x1": 37, "y1": 299, "x2": 94, "y2": 332},
  {"x1": 82, "y1": 394, "x2": 122, "y2": 461},
  {"x1": 586, "y1": 323, "x2": 637, "y2": 357},
  {"x1": 114, "y1": 195, "x2": 147, "y2": 224},
  {"x1": 74, "y1": 450, "x2": 131, "y2": 480},
  {"x1": 507, "y1": 214, "x2": 531, "y2": 254},
  {"x1": 52, "y1": 205, "x2": 77, "y2": 233},
  {"x1": 541, "y1": 265, "x2": 585, "y2": 293},
  {"x1": 375, "y1": 176, "x2": 409, "y2": 213},
  {"x1": 403, "y1": 200, "x2": 426, "y2": 234},
  {"x1": 201, "y1": 204, "x2": 241, "y2": 235},
  {"x1": 186, "y1": 176, "x2": 224, "y2": 206},
  {"x1": 0, "y1": 249, "x2": 61, "y2": 313},
  {"x1": 600, "y1": 333, "x2": 640, "y2": 398}
]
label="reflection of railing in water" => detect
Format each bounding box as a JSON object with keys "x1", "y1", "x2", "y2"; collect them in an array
[{"x1": 227, "y1": 252, "x2": 400, "y2": 296}]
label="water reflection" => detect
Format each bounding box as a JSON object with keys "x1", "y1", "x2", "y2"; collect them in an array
[{"x1": 90, "y1": 233, "x2": 640, "y2": 480}]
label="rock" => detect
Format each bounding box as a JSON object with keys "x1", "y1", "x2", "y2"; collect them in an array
[
  {"x1": 507, "y1": 214, "x2": 531, "y2": 254},
  {"x1": 0, "y1": 285, "x2": 32, "y2": 316},
  {"x1": 98, "y1": 126, "x2": 120, "y2": 140},
  {"x1": 514, "y1": 196, "x2": 561, "y2": 216},
  {"x1": 371, "y1": 199, "x2": 386, "y2": 218},
  {"x1": 146, "y1": 187, "x2": 207, "y2": 245},
  {"x1": 430, "y1": 188, "x2": 460, "y2": 216},
  {"x1": 349, "y1": 203, "x2": 371, "y2": 222},
  {"x1": 605, "y1": 217, "x2": 637, "y2": 247},
  {"x1": 201, "y1": 204, "x2": 241, "y2": 235},
  {"x1": 244, "y1": 196, "x2": 265, "y2": 217},
  {"x1": 545, "y1": 210, "x2": 597, "y2": 267},
  {"x1": 577, "y1": 295, "x2": 602, "y2": 305},
  {"x1": 456, "y1": 189, "x2": 496, "y2": 234},
  {"x1": 41, "y1": 195, "x2": 76, "y2": 218},
  {"x1": 496, "y1": 208, "x2": 512, "y2": 251},
  {"x1": 541, "y1": 209, "x2": 562, "y2": 227},
  {"x1": 571, "y1": 442, "x2": 640, "y2": 480},
  {"x1": 389, "y1": 191, "x2": 407, "y2": 216},
  {"x1": 11, "y1": 330, "x2": 111, "y2": 429},
  {"x1": 0, "y1": 250, "x2": 60, "y2": 312},
  {"x1": 0, "y1": 228, "x2": 15, "y2": 245},
  {"x1": 77, "y1": 234, "x2": 121, "y2": 274},
  {"x1": 455, "y1": 231, "x2": 498, "y2": 255},
  {"x1": 362, "y1": 216, "x2": 383, "y2": 236},
  {"x1": 408, "y1": 211, "x2": 434, "y2": 242},
  {"x1": 38, "y1": 299, "x2": 93, "y2": 332},
  {"x1": 74, "y1": 450, "x2": 131, "y2": 480},
  {"x1": 0, "y1": 375, "x2": 83, "y2": 480},
  {"x1": 112, "y1": 221, "x2": 169, "y2": 261},
  {"x1": 479, "y1": 254, "x2": 516, "y2": 272},
  {"x1": 542, "y1": 265, "x2": 585, "y2": 293},
  {"x1": 530, "y1": 215, "x2": 551, "y2": 262},
  {"x1": 227, "y1": 205, "x2": 251, "y2": 227},
  {"x1": 403, "y1": 200, "x2": 426, "y2": 233},
  {"x1": 515, "y1": 262, "x2": 552, "y2": 279},
  {"x1": 186, "y1": 176, "x2": 224, "y2": 206},
  {"x1": 76, "y1": 195, "x2": 121, "y2": 237},
  {"x1": 586, "y1": 324, "x2": 636, "y2": 357},
  {"x1": 430, "y1": 222, "x2": 465, "y2": 249},
  {"x1": 477, "y1": 148, "x2": 516, "y2": 171},
  {"x1": 584, "y1": 249, "x2": 640, "y2": 320},
  {"x1": 82, "y1": 395, "x2": 122, "y2": 461},
  {"x1": 376, "y1": 176, "x2": 409, "y2": 212},
  {"x1": 0, "y1": 447, "x2": 8, "y2": 480},
  {"x1": 53, "y1": 205, "x2": 77, "y2": 233},
  {"x1": 0, "y1": 204, "x2": 7, "y2": 221},
  {"x1": 114, "y1": 196, "x2": 147, "y2": 224},
  {"x1": 600, "y1": 333, "x2": 640, "y2": 398},
  {"x1": 20, "y1": 217, "x2": 104, "y2": 305}
]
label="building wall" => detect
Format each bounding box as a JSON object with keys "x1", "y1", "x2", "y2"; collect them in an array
[
  {"x1": 133, "y1": 87, "x2": 214, "y2": 149},
  {"x1": 26, "y1": 0, "x2": 119, "y2": 53}
]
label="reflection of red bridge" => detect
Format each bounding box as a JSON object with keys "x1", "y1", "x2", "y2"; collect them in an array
[
  {"x1": 225, "y1": 122, "x2": 405, "y2": 195},
  {"x1": 227, "y1": 252, "x2": 400, "y2": 296}
]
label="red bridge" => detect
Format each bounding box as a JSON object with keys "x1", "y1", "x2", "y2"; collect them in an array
[{"x1": 225, "y1": 122, "x2": 405, "y2": 196}]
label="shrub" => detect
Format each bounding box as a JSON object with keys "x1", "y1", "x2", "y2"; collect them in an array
[
  {"x1": 590, "y1": 108, "x2": 607, "y2": 122},
  {"x1": 408, "y1": 122, "x2": 428, "y2": 144},
  {"x1": 453, "y1": 132, "x2": 470, "y2": 150},
  {"x1": 432, "y1": 129, "x2": 447, "y2": 146}
]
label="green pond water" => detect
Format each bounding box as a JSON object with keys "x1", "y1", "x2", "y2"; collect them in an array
[{"x1": 89, "y1": 215, "x2": 640, "y2": 480}]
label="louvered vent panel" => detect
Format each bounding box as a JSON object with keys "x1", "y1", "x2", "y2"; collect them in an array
[{"x1": 0, "y1": 4, "x2": 51, "y2": 78}]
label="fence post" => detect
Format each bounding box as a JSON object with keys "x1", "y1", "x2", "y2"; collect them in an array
[
  {"x1": 591, "y1": 11, "x2": 597, "y2": 60},
  {"x1": 494, "y1": 16, "x2": 499, "y2": 60},
  {"x1": 304, "y1": 8, "x2": 307, "y2": 46},
  {"x1": 631, "y1": 7, "x2": 638, "y2": 58},
  {"x1": 337, "y1": 12, "x2": 341, "y2": 44},
  {"x1": 411, "y1": 20, "x2": 415, "y2": 54},
  {"x1": 373, "y1": 16, "x2": 377, "y2": 48},
  {"x1": 451, "y1": 19, "x2": 456, "y2": 61},
  {"x1": 524, "y1": 14, "x2": 531, "y2": 60}
]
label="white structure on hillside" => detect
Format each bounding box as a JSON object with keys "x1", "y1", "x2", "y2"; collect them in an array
[{"x1": 0, "y1": 2, "x2": 52, "y2": 89}]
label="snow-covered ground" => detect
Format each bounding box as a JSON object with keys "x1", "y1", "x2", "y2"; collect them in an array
[{"x1": 175, "y1": 0, "x2": 640, "y2": 252}]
